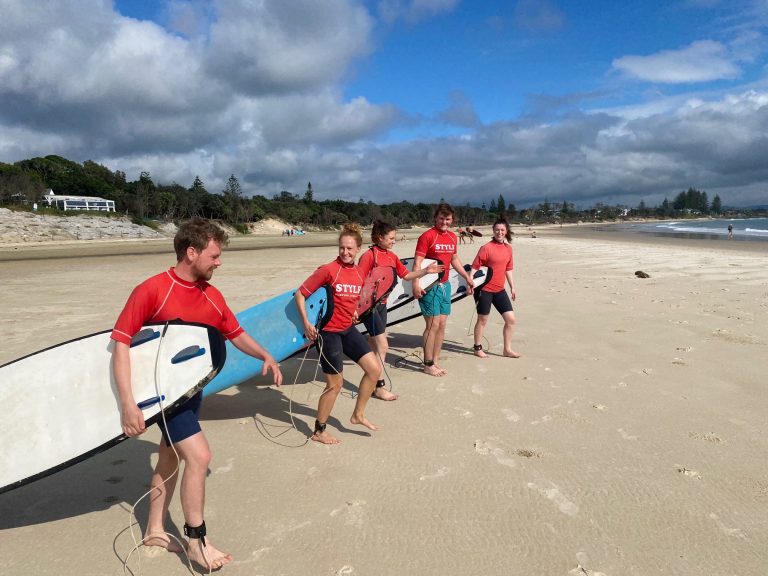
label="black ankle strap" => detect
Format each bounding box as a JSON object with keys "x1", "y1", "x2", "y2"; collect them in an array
[
  {"x1": 183, "y1": 521, "x2": 207, "y2": 546},
  {"x1": 473, "y1": 344, "x2": 483, "y2": 351},
  {"x1": 314, "y1": 420, "x2": 327, "y2": 434},
  {"x1": 375, "y1": 379, "x2": 386, "y2": 388},
  {"x1": 424, "y1": 360, "x2": 434, "y2": 367}
]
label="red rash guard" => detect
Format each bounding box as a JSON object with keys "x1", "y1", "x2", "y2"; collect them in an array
[
  {"x1": 415, "y1": 227, "x2": 456, "y2": 283},
  {"x1": 299, "y1": 258, "x2": 364, "y2": 332},
  {"x1": 111, "y1": 268, "x2": 243, "y2": 345},
  {"x1": 471, "y1": 240, "x2": 513, "y2": 293}
]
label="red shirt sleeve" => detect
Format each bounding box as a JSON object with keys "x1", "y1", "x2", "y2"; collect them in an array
[
  {"x1": 471, "y1": 245, "x2": 487, "y2": 270},
  {"x1": 415, "y1": 229, "x2": 433, "y2": 258},
  {"x1": 111, "y1": 280, "x2": 160, "y2": 345},
  {"x1": 395, "y1": 257, "x2": 409, "y2": 278},
  {"x1": 506, "y1": 245, "x2": 514, "y2": 271},
  {"x1": 300, "y1": 265, "x2": 330, "y2": 297}
]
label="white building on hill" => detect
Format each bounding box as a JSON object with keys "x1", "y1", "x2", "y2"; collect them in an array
[{"x1": 42, "y1": 189, "x2": 115, "y2": 212}]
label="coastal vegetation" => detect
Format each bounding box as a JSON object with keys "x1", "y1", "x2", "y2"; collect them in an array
[{"x1": 1, "y1": 155, "x2": 764, "y2": 229}]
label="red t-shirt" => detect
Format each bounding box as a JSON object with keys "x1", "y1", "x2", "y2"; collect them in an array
[
  {"x1": 299, "y1": 258, "x2": 363, "y2": 332},
  {"x1": 111, "y1": 268, "x2": 243, "y2": 345},
  {"x1": 415, "y1": 227, "x2": 456, "y2": 283},
  {"x1": 471, "y1": 240, "x2": 513, "y2": 293}
]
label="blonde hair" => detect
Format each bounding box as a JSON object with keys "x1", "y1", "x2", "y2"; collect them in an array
[{"x1": 339, "y1": 223, "x2": 363, "y2": 247}]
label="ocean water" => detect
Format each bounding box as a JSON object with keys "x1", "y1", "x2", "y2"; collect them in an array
[{"x1": 615, "y1": 218, "x2": 768, "y2": 242}]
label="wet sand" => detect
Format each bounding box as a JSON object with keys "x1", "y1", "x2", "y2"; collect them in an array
[{"x1": 1, "y1": 229, "x2": 767, "y2": 575}]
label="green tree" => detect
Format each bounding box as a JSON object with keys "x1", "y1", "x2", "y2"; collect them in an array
[
  {"x1": 711, "y1": 194, "x2": 722, "y2": 214},
  {"x1": 304, "y1": 182, "x2": 314, "y2": 203},
  {"x1": 497, "y1": 194, "x2": 506, "y2": 217},
  {"x1": 222, "y1": 174, "x2": 244, "y2": 223},
  {"x1": 698, "y1": 191, "x2": 709, "y2": 214}
]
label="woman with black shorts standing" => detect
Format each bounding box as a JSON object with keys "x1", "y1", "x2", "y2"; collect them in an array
[
  {"x1": 294, "y1": 224, "x2": 380, "y2": 445},
  {"x1": 471, "y1": 219, "x2": 521, "y2": 359}
]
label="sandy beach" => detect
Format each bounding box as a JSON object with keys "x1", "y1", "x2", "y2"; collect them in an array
[{"x1": 1, "y1": 227, "x2": 767, "y2": 575}]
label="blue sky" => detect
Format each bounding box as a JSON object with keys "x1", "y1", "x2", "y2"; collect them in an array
[{"x1": 2, "y1": 0, "x2": 768, "y2": 208}]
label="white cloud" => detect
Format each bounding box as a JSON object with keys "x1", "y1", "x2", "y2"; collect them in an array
[
  {"x1": 612, "y1": 40, "x2": 741, "y2": 84},
  {"x1": 378, "y1": 0, "x2": 459, "y2": 24},
  {"x1": 1, "y1": 0, "x2": 768, "y2": 209},
  {"x1": 514, "y1": 0, "x2": 565, "y2": 33}
]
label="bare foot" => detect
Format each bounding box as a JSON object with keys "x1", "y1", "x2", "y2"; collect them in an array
[
  {"x1": 350, "y1": 414, "x2": 379, "y2": 431},
  {"x1": 373, "y1": 387, "x2": 398, "y2": 401},
  {"x1": 187, "y1": 538, "x2": 232, "y2": 572},
  {"x1": 473, "y1": 347, "x2": 488, "y2": 358},
  {"x1": 435, "y1": 364, "x2": 447, "y2": 375},
  {"x1": 423, "y1": 364, "x2": 444, "y2": 377},
  {"x1": 143, "y1": 532, "x2": 185, "y2": 554},
  {"x1": 311, "y1": 430, "x2": 341, "y2": 444},
  {"x1": 503, "y1": 349, "x2": 521, "y2": 358}
]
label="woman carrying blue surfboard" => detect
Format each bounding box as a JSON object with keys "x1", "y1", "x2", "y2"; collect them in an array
[
  {"x1": 294, "y1": 223, "x2": 381, "y2": 445},
  {"x1": 358, "y1": 219, "x2": 444, "y2": 399}
]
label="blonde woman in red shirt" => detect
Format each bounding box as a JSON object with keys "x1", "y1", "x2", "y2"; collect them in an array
[
  {"x1": 471, "y1": 219, "x2": 521, "y2": 358},
  {"x1": 295, "y1": 224, "x2": 380, "y2": 445}
]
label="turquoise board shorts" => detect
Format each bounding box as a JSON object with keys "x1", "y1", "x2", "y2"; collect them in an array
[{"x1": 419, "y1": 281, "x2": 452, "y2": 317}]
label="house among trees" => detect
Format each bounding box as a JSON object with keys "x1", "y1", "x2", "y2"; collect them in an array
[{"x1": 41, "y1": 189, "x2": 115, "y2": 212}]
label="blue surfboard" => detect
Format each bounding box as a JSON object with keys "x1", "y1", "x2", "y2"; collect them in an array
[{"x1": 204, "y1": 286, "x2": 332, "y2": 396}]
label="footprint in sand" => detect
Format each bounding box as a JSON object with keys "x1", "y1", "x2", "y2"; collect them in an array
[
  {"x1": 454, "y1": 407, "x2": 473, "y2": 418},
  {"x1": 527, "y1": 480, "x2": 578, "y2": 516},
  {"x1": 568, "y1": 552, "x2": 608, "y2": 576},
  {"x1": 330, "y1": 500, "x2": 366, "y2": 526},
  {"x1": 419, "y1": 466, "x2": 450, "y2": 481},
  {"x1": 502, "y1": 408, "x2": 520, "y2": 422},
  {"x1": 531, "y1": 414, "x2": 552, "y2": 426},
  {"x1": 474, "y1": 440, "x2": 517, "y2": 468},
  {"x1": 676, "y1": 466, "x2": 701, "y2": 480},
  {"x1": 214, "y1": 457, "x2": 235, "y2": 474},
  {"x1": 709, "y1": 513, "x2": 746, "y2": 539},
  {"x1": 617, "y1": 428, "x2": 638, "y2": 441}
]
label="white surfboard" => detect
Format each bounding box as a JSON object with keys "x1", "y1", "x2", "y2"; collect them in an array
[
  {"x1": 357, "y1": 258, "x2": 439, "y2": 335},
  {"x1": 379, "y1": 262, "x2": 492, "y2": 329},
  {"x1": 0, "y1": 321, "x2": 226, "y2": 494}
]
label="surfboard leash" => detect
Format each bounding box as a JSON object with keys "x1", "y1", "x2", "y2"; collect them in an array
[
  {"x1": 122, "y1": 322, "x2": 199, "y2": 576},
  {"x1": 465, "y1": 291, "x2": 490, "y2": 353},
  {"x1": 367, "y1": 303, "x2": 395, "y2": 396}
]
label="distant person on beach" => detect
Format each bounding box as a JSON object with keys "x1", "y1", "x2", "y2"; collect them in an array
[
  {"x1": 111, "y1": 217, "x2": 282, "y2": 571},
  {"x1": 470, "y1": 218, "x2": 520, "y2": 359},
  {"x1": 294, "y1": 223, "x2": 380, "y2": 444},
  {"x1": 412, "y1": 203, "x2": 474, "y2": 377},
  {"x1": 358, "y1": 220, "x2": 444, "y2": 400},
  {"x1": 728, "y1": 224, "x2": 733, "y2": 240}
]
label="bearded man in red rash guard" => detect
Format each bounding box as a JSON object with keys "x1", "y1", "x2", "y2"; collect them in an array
[
  {"x1": 111, "y1": 217, "x2": 282, "y2": 571},
  {"x1": 411, "y1": 203, "x2": 474, "y2": 376}
]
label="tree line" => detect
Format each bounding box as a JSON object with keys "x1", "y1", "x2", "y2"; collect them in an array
[{"x1": 0, "y1": 155, "x2": 756, "y2": 229}]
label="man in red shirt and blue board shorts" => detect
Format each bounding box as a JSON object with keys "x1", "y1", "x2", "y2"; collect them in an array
[
  {"x1": 411, "y1": 203, "x2": 474, "y2": 377},
  {"x1": 112, "y1": 217, "x2": 282, "y2": 571}
]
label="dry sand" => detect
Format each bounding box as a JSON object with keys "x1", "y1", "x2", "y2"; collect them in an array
[{"x1": 1, "y1": 229, "x2": 767, "y2": 575}]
